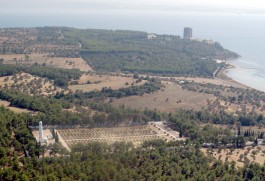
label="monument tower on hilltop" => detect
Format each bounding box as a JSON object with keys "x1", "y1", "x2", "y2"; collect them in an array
[{"x1": 39, "y1": 121, "x2": 44, "y2": 143}]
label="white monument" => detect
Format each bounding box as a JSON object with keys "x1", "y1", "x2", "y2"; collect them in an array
[{"x1": 39, "y1": 121, "x2": 44, "y2": 143}]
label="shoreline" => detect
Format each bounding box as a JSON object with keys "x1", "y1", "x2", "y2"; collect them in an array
[
  {"x1": 223, "y1": 59, "x2": 265, "y2": 93},
  {"x1": 216, "y1": 68, "x2": 250, "y2": 89}
]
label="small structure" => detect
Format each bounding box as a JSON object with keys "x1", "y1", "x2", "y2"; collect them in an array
[
  {"x1": 179, "y1": 80, "x2": 185, "y2": 84},
  {"x1": 147, "y1": 34, "x2": 157, "y2": 40}
]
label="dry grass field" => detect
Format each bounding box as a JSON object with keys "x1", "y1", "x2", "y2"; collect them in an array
[
  {"x1": 202, "y1": 146, "x2": 265, "y2": 167},
  {"x1": 0, "y1": 100, "x2": 36, "y2": 114},
  {"x1": 0, "y1": 73, "x2": 64, "y2": 96},
  {"x1": 144, "y1": 71, "x2": 247, "y2": 89},
  {"x1": 0, "y1": 54, "x2": 92, "y2": 71},
  {"x1": 152, "y1": 73, "x2": 265, "y2": 116},
  {"x1": 69, "y1": 73, "x2": 146, "y2": 92},
  {"x1": 219, "y1": 100, "x2": 265, "y2": 115},
  {"x1": 112, "y1": 82, "x2": 215, "y2": 112},
  {"x1": 56, "y1": 122, "x2": 180, "y2": 149}
]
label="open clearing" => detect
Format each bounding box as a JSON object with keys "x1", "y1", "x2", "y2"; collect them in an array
[
  {"x1": 0, "y1": 54, "x2": 92, "y2": 72},
  {"x1": 202, "y1": 146, "x2": 265, "y2": 168},
  {"x1": 69, "y1": 73, "x2": 146, "y2": 92},
  {"x1": 112, "y1": 82, "x2": 215, "y2": 112},
  {"x1": 0, "y1": 100, "x2": 36, "y2": 114},
  {"x1": 56, "y1": 122, "x2": 180, "y2": 148}
]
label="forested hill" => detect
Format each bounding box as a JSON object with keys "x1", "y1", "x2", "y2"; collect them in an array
[
  {"x1": 62, "y1": 28, "x2": 239, "y2": 76},
  {"x1": 0, "y1": 27, "x2": 238, "y2": 76}
]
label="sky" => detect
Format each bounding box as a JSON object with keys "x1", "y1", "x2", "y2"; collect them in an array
[{"x1": 1, "y1": 0, "x2": 265, "y2": 14}]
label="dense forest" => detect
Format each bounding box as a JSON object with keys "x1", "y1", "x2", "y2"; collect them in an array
[
  {"x1": 62, "y1": 28, "x2": 238, "y2": 76},
  {"x1": 1, "y1": 106, "x2": 265, "y2": 180}
]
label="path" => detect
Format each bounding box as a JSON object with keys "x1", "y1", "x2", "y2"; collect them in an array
[{"x1": 55, "y1": 129, "x2": 71, "y2": 151}]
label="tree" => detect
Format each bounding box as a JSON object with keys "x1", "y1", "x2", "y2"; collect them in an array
[
  {"x1": 237, "y1": 125, "x2": 241, "y2": 136},
  {"x1": 55, "y1": 132, "x2": 59, "y2": 143},
  {"x1": 179, "y1": 126, "x2": 183, "y2": 138}
]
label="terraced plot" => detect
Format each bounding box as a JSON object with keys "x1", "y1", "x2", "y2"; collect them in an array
[{"x1": 57, "y1": 123, "x2": 179, "y2": 148}]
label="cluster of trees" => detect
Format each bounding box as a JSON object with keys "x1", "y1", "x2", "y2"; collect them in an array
[
  {"x1": 180, "y1": 81, "x2": 265, "y2": 124},
  {"x1": 0, "y1": 89, "x2": 265, "y2": 179},
  {"x1": 0, "y1": 90, "x2": 70, "y2": 114},
  {"x1": 183, "y1": 81, "x2": 265, "y2": 108},
  {"x1": 1, "y1": 134, "x2": 264, "y2": 180},
  {"x1": 0, "y1": 64, "x2": 82, "y2": 87},
  {"x1": 169, "y1": 109, "x2": 263, "y2": 127},
  {"x1": 0, "y1": 88, "x2": 163, "y2": 126},
  {"x1": 63, "y1": 80, "x2": 161, "y2": 101},
  {"x1": 167, "y1": 110, "x2": 265, "y2": 148},
  {"x1": 243, "y1": 129, "x2": 263, "y2": 138},
  {"x1": 0, "y1": 107, "x2": 39, "y2": 178},
  {"x1": 62, "y1": 28, "x2": 238, "y2": 76}
]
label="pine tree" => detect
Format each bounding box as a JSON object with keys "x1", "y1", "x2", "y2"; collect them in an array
[
  {"x1": 55, "y1": 132, "x2": 59, "y2": 143},
  {"x1": 179, "y1": 126, "x2": 183, "y2": 138}
]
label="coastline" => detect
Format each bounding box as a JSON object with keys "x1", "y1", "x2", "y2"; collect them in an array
[
  {"x1": 213, "y1": 57, "x2": 251, "y2": 89},
  {"x1": 220, "y1": 60, "x2": 265, "y2": 93},
  {"x1": 217, "y1": 68, "x2": 250, "y2": 89}
]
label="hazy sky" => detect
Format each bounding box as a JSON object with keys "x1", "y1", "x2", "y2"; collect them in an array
[{"x1": 1, "y1": 0, "x2": 265, "y2": 14}]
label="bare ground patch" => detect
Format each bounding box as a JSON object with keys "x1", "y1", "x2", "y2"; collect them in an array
[
  {"x1": 69, "y1": 73, "x2": 146, "y2": 92},
  {"x1": 0, "y1": 54, "x2": 92, "y2": 72},
  {"x1": 112, "y1": 83, "x2": 215, "y2": 112},
  {"x1": 137, "y1": 72, "x2": 246, "y2": 90}
]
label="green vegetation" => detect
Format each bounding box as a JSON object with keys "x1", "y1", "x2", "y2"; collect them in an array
[
  {"x1": 1, "y1": 27, "x2": 238, "y2": 76},
  {"x1": 2, "y1": 27, "x2": 265, "y2": 180},
  {"x1": 180, "y1": 81, "x2": 265, "y2": 125},
  {"x1": 0, "y1": 84, "x2": 264, "y2": 180},
  {"x1": 0, "y1": 105, "x2": 264, "y2": 180},
  {"x1": 63, "y1": 79, "x2": 162, "y2": 101},
  {"x1": 0, "y1": 64, "x2": 82, "y2": 87},
  {"x1": 62, "y1": 28, "x2": 238, "y2": 76}
]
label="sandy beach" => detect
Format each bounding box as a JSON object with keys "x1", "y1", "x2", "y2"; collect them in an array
[{"x1": 224, "y1": 59, "x2": 265, "y2": 93}]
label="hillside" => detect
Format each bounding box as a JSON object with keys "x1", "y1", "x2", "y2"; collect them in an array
[
  {"x1": 3, "y1": 27, "x2": 265, "y2": 180},
  {"x1": 62, "y1": 28, "x2": 238, "y2": 76},
  {"x1": 0, "y1": 27, "x2": 238, "y2": 77}
]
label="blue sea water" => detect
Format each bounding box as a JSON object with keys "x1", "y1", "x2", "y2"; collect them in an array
[{"x1": 1, "y1": 11, "x2": 265, "y2": 91}]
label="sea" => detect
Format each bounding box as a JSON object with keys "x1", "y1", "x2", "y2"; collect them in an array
[{"x1": 1, "y1": 11, "x2": 265, "y2": 91}]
